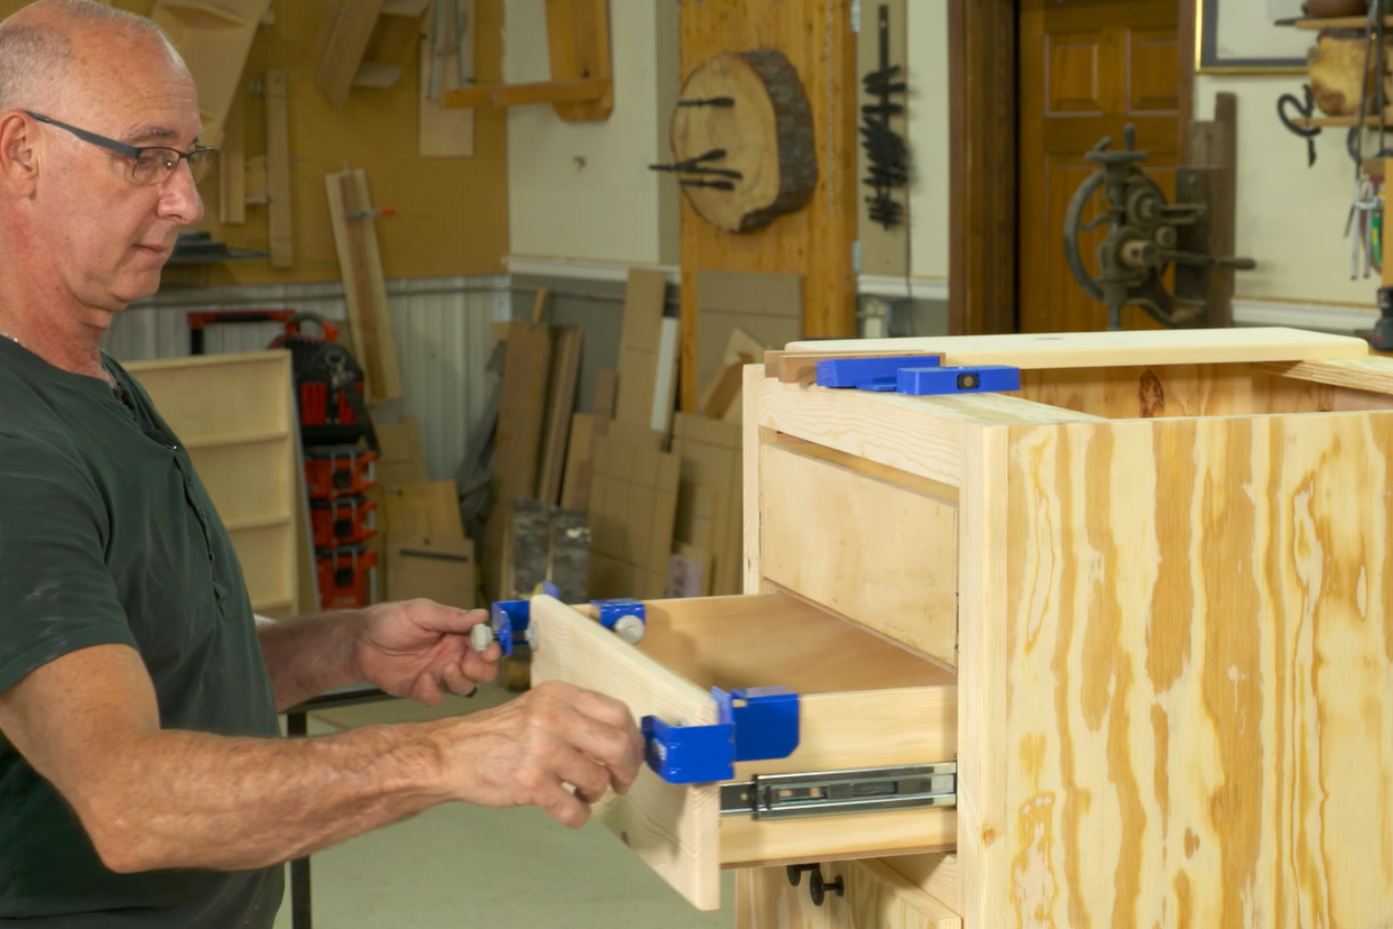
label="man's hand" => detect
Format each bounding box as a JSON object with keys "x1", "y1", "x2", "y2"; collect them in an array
[
  {"x1": 351, "y1": 599, "x2": 501, "y2": 705},
  {"x1": 432, "y1": 681, "x2": 646, "y2": 829}
]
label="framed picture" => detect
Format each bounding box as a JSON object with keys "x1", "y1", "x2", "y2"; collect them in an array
[{"x1": 1196, "y1": 0, "x2": 1312, "y2": 74}]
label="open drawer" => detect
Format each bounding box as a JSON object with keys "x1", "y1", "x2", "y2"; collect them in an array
[{"x1": 529, "y1": 592, "x2": 957, "y2": 910}]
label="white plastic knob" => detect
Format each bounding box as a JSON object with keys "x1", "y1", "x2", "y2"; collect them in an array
[
  {"x1": 612, "y1": 615, "x2": 645, "y2": 645},
  {"x1": 470, "y1": 624, "x2": 495, "y2": 652},
  {"x1": 525, "y1": 623, "x2": 540, "y2": 652}
]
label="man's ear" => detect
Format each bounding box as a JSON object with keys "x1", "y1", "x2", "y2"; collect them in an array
[{"x1": 0, "y1": 111, "x2": 39, "y2": 193}]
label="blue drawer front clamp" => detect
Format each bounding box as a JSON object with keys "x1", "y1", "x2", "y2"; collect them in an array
[
  {"x1": 643, "y1": 686, "x2": 800, "y2": 784},
  {"x1": 815, "y1": 354, "x2": 1020, "y2": 396}
]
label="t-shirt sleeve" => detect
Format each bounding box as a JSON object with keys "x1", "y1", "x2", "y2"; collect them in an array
[{"x1": 0, "y1": 434, "x2": 136, "y2": 696}]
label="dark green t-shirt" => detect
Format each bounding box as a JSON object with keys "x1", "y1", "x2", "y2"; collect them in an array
[{"x1": 0, "y1": 338, "x2": 283, "y2": 926}]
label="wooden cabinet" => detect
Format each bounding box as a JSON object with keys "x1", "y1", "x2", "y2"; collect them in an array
[
  {"x1": 533, "y1": 327, "x2": 1393, "y2": 926},
  {"x1": 740, "y1": 328, "x2": 1393, "y2": 927}
]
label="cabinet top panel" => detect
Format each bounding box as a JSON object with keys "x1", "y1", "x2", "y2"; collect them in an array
[{"x1": 783, "y1": 327, "x2": 1368, "y2": 369}]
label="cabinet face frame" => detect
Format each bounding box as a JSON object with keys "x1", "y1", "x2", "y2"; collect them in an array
[{"x1": 743, "y1": 329, "x2": 1393, "y2": 928}]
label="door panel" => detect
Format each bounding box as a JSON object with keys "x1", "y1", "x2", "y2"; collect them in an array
[{"x1": 1020, "y1": 0, "x2": 1180, "y2": 333}]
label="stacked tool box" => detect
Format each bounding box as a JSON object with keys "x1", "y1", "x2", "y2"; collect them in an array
[{"x1": 305, "y1": 445, "x2": 379, "y2": 609}]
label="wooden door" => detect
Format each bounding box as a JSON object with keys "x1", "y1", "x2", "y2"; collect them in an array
[{"x1": 1018, "y1": 0, "x2": 1180, "y2": 332}]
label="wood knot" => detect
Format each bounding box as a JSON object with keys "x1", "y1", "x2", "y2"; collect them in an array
[
  {"x1": 1139, "y1": 369, "x2": 1165, "y2": 417},
  {"x1": 1184, "y1": 828, "x2": 1199, "y2": 858},
  {"x1": 981, "y1": 825, "x2": 999, "y2": 846}
]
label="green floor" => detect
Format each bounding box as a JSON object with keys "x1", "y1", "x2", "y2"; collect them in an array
[{"x1": 271, "y1": 685, "x2": 735, "y2": 929}]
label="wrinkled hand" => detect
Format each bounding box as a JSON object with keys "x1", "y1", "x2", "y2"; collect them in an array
[
  {"x1": 433, "y1": 681, "x2": 645, "y2": 828},
  {"x1": 352, "y1": 599, "x2": 500, "y2": 705}
]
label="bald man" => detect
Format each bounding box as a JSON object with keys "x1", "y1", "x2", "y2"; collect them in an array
[{"x1": 0, "y1": 2, "x2": 643, "y2": 925}]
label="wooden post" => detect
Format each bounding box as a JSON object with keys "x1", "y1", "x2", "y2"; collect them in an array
[{"x1": 676, "y1": 0, "x2": 858, "y2": 413}]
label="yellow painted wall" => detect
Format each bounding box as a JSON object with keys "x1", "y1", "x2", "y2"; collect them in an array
[{"x1": 0, "y1": 0, "x2": 509, "y2": 285}]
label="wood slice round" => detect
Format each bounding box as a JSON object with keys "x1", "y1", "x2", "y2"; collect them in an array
[{"x1": 670, "y1": 49, "x2": 817, "y2": 234}]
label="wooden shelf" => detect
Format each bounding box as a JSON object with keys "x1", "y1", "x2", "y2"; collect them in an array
[
  {"x1": 183, "y1": 428, "x2": 289, "y2": 450},
  {"x1": 1290, "y1": 113, "x2": 1393, "y2": 128},
  {"x1": 1288, "y1": 14, "x2": 1393, "y2": 28},
  {"x1": 443, "y1": 78, "x2": 611, "y2": 110}
]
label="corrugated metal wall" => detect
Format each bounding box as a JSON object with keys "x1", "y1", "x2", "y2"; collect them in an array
[{"x1": 104, "y1": 276, "x2": 510, "y2": 481}]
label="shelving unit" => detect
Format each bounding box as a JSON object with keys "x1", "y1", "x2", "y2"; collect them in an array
[{"x1": 126, "y1": 351, "x2": 305, "y2": 621}]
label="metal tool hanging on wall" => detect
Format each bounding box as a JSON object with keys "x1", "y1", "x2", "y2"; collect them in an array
[
  {"x1": 861, "y1": 4, "x2": 908, "y2": 229},
  {"x1": 1063, "y1": 125, "x2": 1256, "y2": 329},
  {"x1": 425, "y1": 0, "x2": 472, "y2": 102}
]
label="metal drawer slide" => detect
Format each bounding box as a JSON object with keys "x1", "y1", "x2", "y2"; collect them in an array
[{"x1": 719, "y1": 762, "x2": 957, "y2": 821}]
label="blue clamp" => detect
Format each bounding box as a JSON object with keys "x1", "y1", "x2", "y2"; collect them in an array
[
  {"x1": 642, "y1": 686, "x2": 800, "y2": 784},
  {"x1": 815, "y1": 355, "x2": 941, "y2": 391},
  {"x1": 488, "y1": 580, "x2": 559, "y2": 656},
  {"x1": 590, "y1": 598, "x2": 646, "y2": 644},
  {"x1": 816, "y1": 355, "x2": 1020, "y2": 397}
]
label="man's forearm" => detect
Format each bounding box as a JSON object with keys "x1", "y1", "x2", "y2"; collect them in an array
[
  {"x1": 257, "y1": 610, "x2": 365, "y2": 710},
  {"x1": 89, "y1": 721, "x2": 450, "y2": 872}
]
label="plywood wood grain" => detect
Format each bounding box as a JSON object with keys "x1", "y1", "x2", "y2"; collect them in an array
[
  {"x1": 760, "y1": 440, "x2": 958, "y2": 665},
  {"x1": 529, "y1": 595, "x2": 721, "y2": 911},
  {"x1": 614, "y1": 269, "x2": 670, "y2": 429},
  {"x1": 784, "y1": 326, "x2": 1369, "y2": 368},
  {"x1": 993, "y1": 413, "x2": 1393, "y2": 927}
]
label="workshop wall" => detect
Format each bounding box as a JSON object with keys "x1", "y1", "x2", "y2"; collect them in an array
[
  {"x1": 503, "y1": 0, "x2": 678, "y2": 267},
  {"x1": 0, "y1": 0, "x2": 511, "y2": 285},
  {"x1": 906, "y1": 0, "x2": 951, "y2": 283},
  {"x1": 1194, "y1": 75, "x2": 1375, "y2": 311}
]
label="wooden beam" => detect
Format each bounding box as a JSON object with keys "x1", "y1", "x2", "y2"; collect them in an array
[
  {"x1": 948, "y1": 0, "x2": 1016, "y2": 334},
  {"x1": 218, "y1": 84, "x2": 246, "y2": 225},
  {"x1": 442, "y1": 77, "x2": 609, "y2": 109},
  {"x1": 545, "y1": 0, "x2": 613, "y2": 121},
  {"x1": 317, "y1": 0, "x2": 387, "y2": 107},
  {"x1": 264, "y1": 70, "x2": 293, "y2": 269}
]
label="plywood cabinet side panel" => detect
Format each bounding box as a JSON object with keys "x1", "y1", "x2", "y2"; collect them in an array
[
  {"x1": 760, "y1": 442, "x2": 957, "y2": 664},
  {"x1": 955, "y1": 423, "x2": 1009, "y2": 926},
  {"x1": 742, "y1": 365, "x2": 771, "y2": 595},
  {"x1": 999, "y1": 414, "x2": 1393, "y2": 927}
]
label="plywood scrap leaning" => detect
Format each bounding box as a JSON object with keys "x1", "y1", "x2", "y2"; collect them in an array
[
  {"x1": 587, "y1": 436, "x2": 680, "y2": 599},
  {"x1": 325, "y1": 167, "x2": 403, "y2": 403},
  {"x1": 382, "y1": 480, "x2": 464, "y2": 538},
  {"x1": 481, "y1": 321, "x2": 553, "y2": 600},
  {"x1": 559, "y1": 412, "x2": 593, "y2": 510},
  {"x1": 538, "y1": 326, "x2": 583, "y2": 505},
  {"x1": 614, "y1": 269, "x2": 670, "y2": 430},
  {"x1": 670, "y1": 413, "x2": 742, "y2": 596},
  {"x1": 695, "y1": 270, "x2": 802, "y2": 395},
  {"x1": 374, "y1": 414, "x2": 429, "y2": 488},
  {"x1": 151, "y1": 0, "x2": 271, "y2": 149},
  {"x1": 386, "y1": 533, "x2": 475, "y2": 608},
  {"x1": 264, "y1": 71, "x2": 293, "y2": 269},
  {"x1": 563, "y1": 368, "x2": 616, "y2": 512}
]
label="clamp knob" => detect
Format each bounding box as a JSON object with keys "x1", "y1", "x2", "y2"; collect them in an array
[
  {"x1": 611, "y1": 614, "x2": 645, "y2": 644},
  {"x1": 470, "y1": 624, "x2": 494, "y2": 652}
]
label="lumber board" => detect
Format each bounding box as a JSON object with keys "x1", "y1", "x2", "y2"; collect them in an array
[
  {"x1": 482, "y1": 321, "x2": 552, "y2": 599},
  {"x1": 218, "y1": 85, "x2": 246, "y2": 225},
  {"x1": 752, "y1": 374, "x2": 1101, "y2": 488},
  {"x1": 385, "y1": 533, "x2": 475, "y2": 608},
  {"x1": 614, "y1": 269, "x2": 669, "y2": 429},
  {"x1": 538, "y1": 326, "x2": 583, "y2": 505},
  {"x1": 697, "y1": 353, "x2": 751, "y2": 418},
  {"x1": 528, "y1": 595, "x2": 721, "y2": 911},
  {"x1": 992, "y1": 413, "x2": 1393, "y2": 926},
  {"x1": 760, "y1": 439, "x2": 958, "y2": 665},
  {"x1": 558, "y1": 412, "x2": 593, "y2": 510},
  {"x1": 587, "y1": 436, "x2": 680, "y2": 599},
  {"x1": 741, "y1": 365, "x2": 771, "y2": 595},
  {"x1": 783, "y1": 326, "x2": 1369, "y2": 368},
  {"x1": 325, "y1": 168, "x2": 403, "y2": 403},
  {"x1": 264, "y1": 70, "x2": 293, "y2": 268},
  {"x1": 671, "y1": 413, "x2": 743, "y2": 596},
  {"x1": 381, "y1": 480, "x2": 464, "y2": 538},
  {"x1": 695, "y1": 270, "x2": 801, "y2": 397},
  {"x1": 544, "y1": 0, "x2": 613, "y2": 121},
  {"x1": 126, "y1": 351, "x2": 299, "y2": 619},
  {"x1": 956, "y1": 422, "x2": 1008, "y2": 925},
  {"x1": 1256, "y1": 355, "x2": 1393, "y2": 394},
  {"x1": 374, "y1": 414, "x2": 429, "y2": 487},
  {"x1": 151, "y1": 0, "x2": 269, "y2": 150},
  {"x1": 885, "y1": 853, "x2": 961, "y2": 912},
  {"x1": 317, "y1": 0, "x2": 387, "y2": 107}
]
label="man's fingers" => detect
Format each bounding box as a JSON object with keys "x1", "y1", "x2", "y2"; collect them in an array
[
  {"x1": 406, "y1": 601, "x2": 490, "y2": 635},
  {"x1": 558, "y1": 712, "x2": 643, "y2": 794},
  {"x1": 440, "y1": 663, "x2": 476, "y2": 698},
  {"x1": 411, "y1": 671, "x2": 445, "y2": 707},
  {"x1": 537, "y1": 782, "x2": 591, "y2": 829},
  {"x1": 459, "y1": 649, "x2": 500, "y2": 682},
  {"x1": 553, "y1": 747, "x2": 614, "y2": 806}
]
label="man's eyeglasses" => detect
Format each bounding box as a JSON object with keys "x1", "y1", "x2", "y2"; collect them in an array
[{"x1": 25, "y1": 111, "x2": 216, "y2": 186}]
